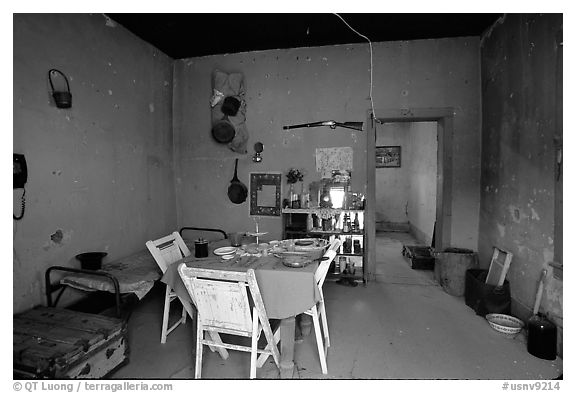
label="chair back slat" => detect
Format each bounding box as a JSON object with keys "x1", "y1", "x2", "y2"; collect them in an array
[
  {"x1": 182, "y1": 267, "x2": 248, "y2": 282},
  {"x1": 328, "y1": 239, "x2": 342, "y2": 252},
  {"x1": 146, "y1": 231, "x2": 190, "y2": 273}
]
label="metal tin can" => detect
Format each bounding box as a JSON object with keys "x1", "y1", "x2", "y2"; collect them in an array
[{"x1": 194, "y1": 238, "x2": 209, "y2": 258}]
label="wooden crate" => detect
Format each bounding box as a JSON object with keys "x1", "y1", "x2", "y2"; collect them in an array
[
  {"x1": 402, "y1": 245, "x2": 435, "y2": 270},
  {"x1": 13, "y1": 307, "x2": 128, "y2": 379}
]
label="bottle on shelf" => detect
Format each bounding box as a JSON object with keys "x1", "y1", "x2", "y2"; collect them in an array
[
  {"x1": 322, "y1": 218, "x2": 332, "y2": 231},
  {"x1": 342, "y1": 213, "x2": 351, "y2": 233},
  {"x1": 343, "y1": 236, "x2": 352, "y2": 253},
  {"x1": 353, "y1": 212, "x2": 360, "y2": 232}
]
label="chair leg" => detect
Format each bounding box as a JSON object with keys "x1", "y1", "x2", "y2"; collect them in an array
[
  {"x1": 250, "y1": 308, "x2": 259, "y2": 379},
  {"x1": 161, "y1": 285, "x2": 172, "y2": 344},
  {"x1": 318, "y1": 300, "x2": 330, "y2": 348},
  {"x1": 256, "y1": 327, "x2": 280, "y2": 368},
  {"x1": 195, "y1": 319, "x2": 203, "y2": 379},
  {"x1": 180, "y1": 299, "x2": 228, "y2": 359},
  {"x1": 311, "y1": 307, "x2": 328, "y2": 374},
  {"x1": 181, "y1": 298, "x2": 195, "y2": 320},
  {"x1": 180, "y1": 299, "x2": 187, "y2": 324}
]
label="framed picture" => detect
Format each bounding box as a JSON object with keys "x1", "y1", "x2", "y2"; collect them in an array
[{"x1": 376, "y1": 146, "x2": 401, "y2": 168}]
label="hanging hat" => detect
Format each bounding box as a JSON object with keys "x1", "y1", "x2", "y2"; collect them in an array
[{"x1": 212, "y1": 118, "x2": 236, "y2": 143}]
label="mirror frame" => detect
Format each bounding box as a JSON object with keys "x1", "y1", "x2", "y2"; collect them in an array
[{"x1": 249, "y1": 173, "x2": 282, "y2": 216}]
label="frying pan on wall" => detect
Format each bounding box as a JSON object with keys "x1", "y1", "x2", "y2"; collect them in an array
[
  {"x1": 228, "y1": 158, "x2": 248, "y2": 204},
  {"x1": 212, "y1": 116, "x2": 236, "y2": 143}
]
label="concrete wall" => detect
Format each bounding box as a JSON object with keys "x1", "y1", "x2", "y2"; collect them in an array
[
  {"x1": 406, "y1": 122, "x2": 437, "y2": 245},
  {"x1": 13, "y1": 14, "x2": 176, "y2": 313},
  {"x1": 174, "y1": 37, "x2": 481, "y2": 248},
  {"x1": 479, "y1": 14, "x2": 562, "y2": 336}
]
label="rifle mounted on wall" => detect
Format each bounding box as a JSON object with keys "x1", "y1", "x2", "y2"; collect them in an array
[{"x1": 282, "y1": 120, "x2": 364, "y2": 131}]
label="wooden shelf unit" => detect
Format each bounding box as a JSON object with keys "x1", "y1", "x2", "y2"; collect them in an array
[{"x1": 282, "y1": 208, "x2": 366, "y2": 284}]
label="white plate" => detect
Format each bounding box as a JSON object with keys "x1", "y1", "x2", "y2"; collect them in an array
[
  {"x1": 245, "y1": 232, "x2": 268, "y2": 237},
  {"x1": 213, "y1": 246, "x2": 237, "y2": 256},
  {"x1": 221, "y1": 254, "x2": 235, "y2": 260}
]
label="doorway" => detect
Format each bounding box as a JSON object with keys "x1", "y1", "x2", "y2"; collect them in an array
[
  {"x1": 375, "y1": 121, "x2": 438, "y2": 246},
  {"x1": 364, "y1": 108, "x2": 454, "y2": 280}
]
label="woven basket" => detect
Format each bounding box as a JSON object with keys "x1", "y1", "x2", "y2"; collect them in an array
[{"x1": 486, "y1": 313, "x2": 524, "y2": 337}]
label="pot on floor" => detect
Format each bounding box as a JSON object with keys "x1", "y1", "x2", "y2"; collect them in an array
[{"x1": 527, "y1": 269, "x2": 557, "y2": 360}]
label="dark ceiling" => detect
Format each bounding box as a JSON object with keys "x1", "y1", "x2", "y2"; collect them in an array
[{"x1": 107, "y1": 13, "x2": 502, "y2": 59}]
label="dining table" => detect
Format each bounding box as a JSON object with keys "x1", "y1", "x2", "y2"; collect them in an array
[{"x1": 161, "y1": 240, "x2": 321, "y2": 378}]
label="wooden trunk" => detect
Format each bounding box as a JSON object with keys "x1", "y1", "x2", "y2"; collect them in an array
[{"x1": 13, "y1": 307, "x2": 128, "y2": 379}]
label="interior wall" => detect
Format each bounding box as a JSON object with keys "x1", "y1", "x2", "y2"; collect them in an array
[
  {"x1": 375, "y1": 123, "x2": 409, "y2": 224},
  {"x1": 13, "y1": 14, "x2": 176, "y2": 313},
  {"x1": 479, "y1": 14, "x2": 562, "y2": 335},
  {"x1": 174, "y1": 37, "x2": 481, "y2": 248},
  {"x1": 406, "y1": 122, "x2": 437, "y2": 245}
]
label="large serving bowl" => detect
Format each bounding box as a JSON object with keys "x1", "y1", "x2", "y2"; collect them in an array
[
  {"x1": 280, "y1": 253, "x2": 314, "y2": 268},
  {"x1": 285, "y1": 238, "x2": 329, "y2": 260}
]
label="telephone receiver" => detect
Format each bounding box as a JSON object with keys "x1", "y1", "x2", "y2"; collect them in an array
[{"x1": 14, "y1": 153, "x2": 27, "y2": 220}]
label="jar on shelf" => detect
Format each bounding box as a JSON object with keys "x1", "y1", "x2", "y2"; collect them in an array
[
  {"x1": 342, "y1": 213, "x2": 350, "y2": 233},
  {"x1": 353, "y1": 239, "x2": 362, "y2": 254},
  {"x1": 322, "y1": 218, "x2": 332, "y2": 231},
  {"x1": 343, "y1": 236, "x2": 353, "y2": 253},
  {"x1": 289, "y1": 183, "x2": 300, "y2": 209},
  {"x1": 312, "y1": 214, "x2": 320, "y2": 229}
]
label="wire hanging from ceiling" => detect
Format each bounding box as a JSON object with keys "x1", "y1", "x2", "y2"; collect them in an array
[{"x1": 333, "y1": 13, "x2": 380, "y2": 124}]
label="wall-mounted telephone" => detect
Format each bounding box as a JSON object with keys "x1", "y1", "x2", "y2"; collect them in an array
[{"x1": 13, "y1": 154, "x2": 27, "y2": 220}]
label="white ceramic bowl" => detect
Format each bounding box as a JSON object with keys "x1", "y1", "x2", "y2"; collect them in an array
[{"x1": 485, "y1": 313, "x2": 524, "y2": 337}]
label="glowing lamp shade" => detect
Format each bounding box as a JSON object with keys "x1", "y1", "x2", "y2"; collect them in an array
[{"x1": 329, "y1": 186, "x2": 345, "y2": 209}]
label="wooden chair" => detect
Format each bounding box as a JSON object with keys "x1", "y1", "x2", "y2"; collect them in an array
[
  {"x1": 304, "y1": 239, "x2": 341, "y2": 374},
  {"x1": 178, "y1": 265, "x2": 281, "y2": 379},
  {"x1": 146, "y1": 231, "x2": 191, "y2": 344}
]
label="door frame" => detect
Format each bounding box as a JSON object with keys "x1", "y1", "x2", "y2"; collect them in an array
[{"x1": 365, "y1": 108, "x2": 454, "y2": 280}]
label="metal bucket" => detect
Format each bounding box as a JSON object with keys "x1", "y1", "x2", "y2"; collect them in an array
[{"x1": 434, "y1": 248, "x2": 478, "y2": 296}]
